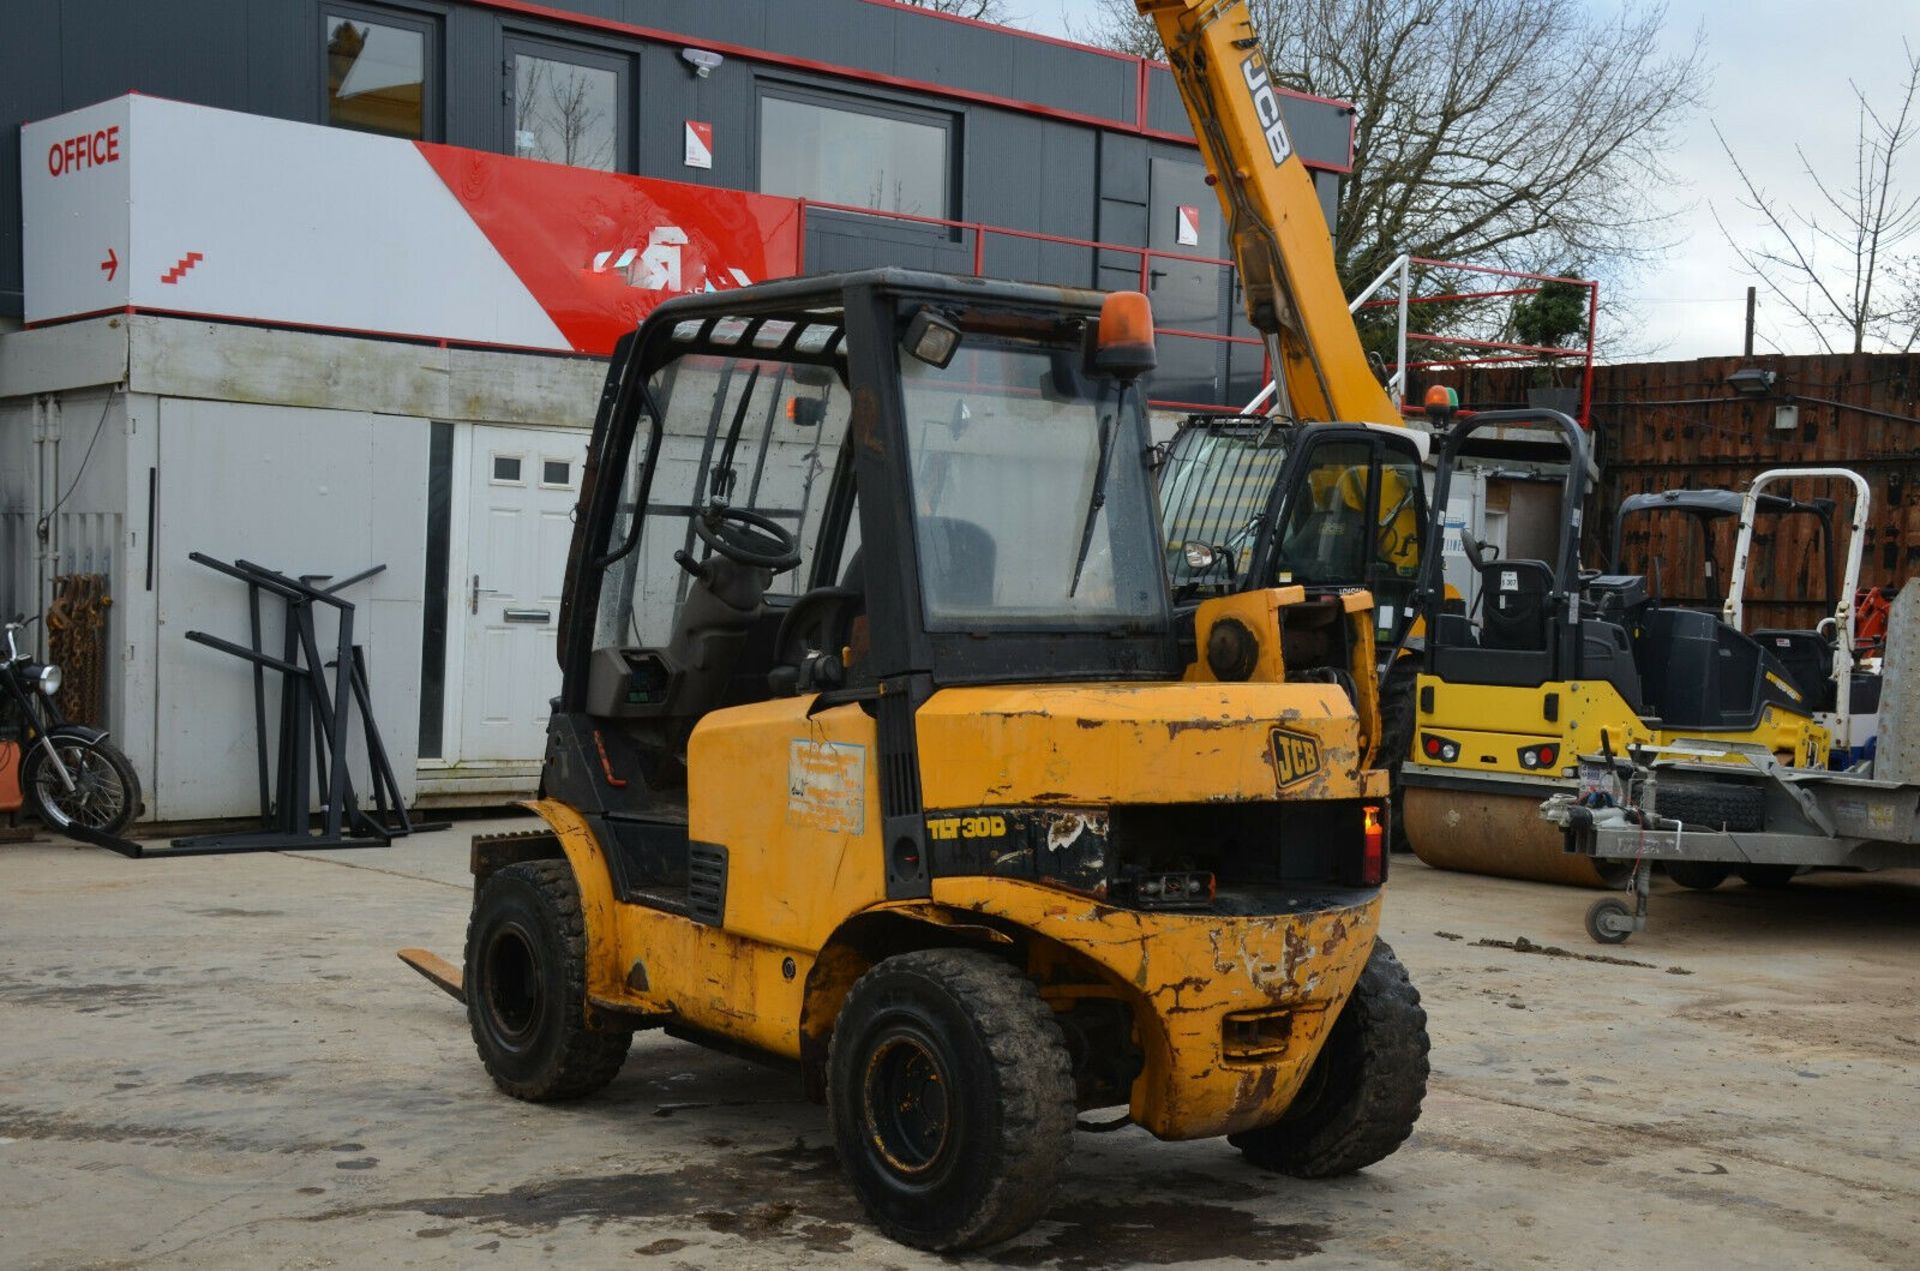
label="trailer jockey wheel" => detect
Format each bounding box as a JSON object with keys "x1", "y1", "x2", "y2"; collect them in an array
[{"x1": 1585, "y1": 897, "x2": 1633, "y2": 944}]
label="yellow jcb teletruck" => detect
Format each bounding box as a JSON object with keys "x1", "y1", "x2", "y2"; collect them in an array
[{"x1": 418, "y1": 271, "x2": 1428, "y2": 1251}]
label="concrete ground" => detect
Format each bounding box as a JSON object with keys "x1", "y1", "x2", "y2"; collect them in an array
[{"x1": 2, "y1": 814, "x2": 1916, "y2": 1269}]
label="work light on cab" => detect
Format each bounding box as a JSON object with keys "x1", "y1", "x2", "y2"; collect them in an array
[{"x1": 903, "y1": 307, "x2": 961, "y2": 368}]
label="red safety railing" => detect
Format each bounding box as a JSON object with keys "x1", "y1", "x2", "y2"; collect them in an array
[
  {"x1": 1352, "y1": 257, "x2": 1599, "y2": 428},
  {"x1": 792, "y1": 204, "x2": 1596, "y2": 424},
  {"x1": 795, "y1": 197, "x2": 1267, "y2": 412}
]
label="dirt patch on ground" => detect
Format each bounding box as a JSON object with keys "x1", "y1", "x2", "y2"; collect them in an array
[
  {"x1": 0, "y1": 1104, "x2": 327, "y2": 1155},
  {"x1": 317, "y1": 1138, "x2": 1320, "y2": 1265},
  {"x1": 991, "y1": 1200, "x2": 1326, "y2": 1269},
  {"x1": 319, "y1": 1140, "x2": 857, "y2": 1238},
  {"x1": 1473, "y1": 935, "x2": 1690, "y2": 975}
]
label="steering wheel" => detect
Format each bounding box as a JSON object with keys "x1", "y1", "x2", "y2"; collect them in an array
[{"x1": 692, "y1": 503, "x2": 802, "y2": 573}]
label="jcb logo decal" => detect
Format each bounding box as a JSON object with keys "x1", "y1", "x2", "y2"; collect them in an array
[
  {"x1": 1270, "y1": 727, "x2": 1322, "y2": 788},
  {"x1": 1240, "y1": 52, "x2": 1294, "y2": 166}
]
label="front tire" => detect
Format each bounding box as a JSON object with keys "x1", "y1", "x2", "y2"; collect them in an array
[
  {"x1": 828, "y1": 949, "x2": 1074, "y2": 1252},
  {"x1": 465, "y1": 860, "x2": 630, "y2": 1101},
  {"x1": 22, "y1": 733, "x2": 140, "y2": 836},
  {"x1": 1229, "y1": 940, "x2": 1429, "y2": 1177}
]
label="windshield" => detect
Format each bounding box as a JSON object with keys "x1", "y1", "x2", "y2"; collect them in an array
[
  {"x1": 594, "y1": 351, "x2": 851, "y2": 650},
  {"x1": 899, "y1": 339, "x2": 1166, "y2": 631},
  {"x1": 1158, "y1": 423, "x2": 1293, "y2": 592}
]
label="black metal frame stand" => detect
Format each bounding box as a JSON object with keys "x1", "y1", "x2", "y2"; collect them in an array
[{"x1": 157, "y1": 553, "x2": 446, "y2": 856}]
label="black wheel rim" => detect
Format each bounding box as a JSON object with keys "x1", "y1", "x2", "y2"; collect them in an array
[
  {"x1": 482, "y1": 922, "x2": 543, "y2": 1047},
  {"x1": 33, "y1": 743, "x2": 127, "y2": 830},
  {"x1": 861, "y1": 1027, "x2": 953, "y2": 1177}
]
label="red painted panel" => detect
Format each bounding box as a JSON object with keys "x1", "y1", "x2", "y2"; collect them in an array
[{"x1": 416, "y1": 143, "x2": 804, "y2": 355}]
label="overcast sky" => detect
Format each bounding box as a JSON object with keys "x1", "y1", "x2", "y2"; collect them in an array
[{"x1": 1011, "y1": 0, "x2": 1918, "y2": 361}]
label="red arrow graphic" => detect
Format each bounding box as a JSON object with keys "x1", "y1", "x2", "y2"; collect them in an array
[{"x1": 100, "y1": 247, "x2": 118, "y2": 281}]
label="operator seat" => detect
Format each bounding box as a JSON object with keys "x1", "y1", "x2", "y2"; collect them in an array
[
  {"x1": 770, "y1": 549, "x2": 867, "y2": 696},
  {"x1": 1753, "y1": 629, "x2": 1837, "y2": 712},
  {"x1": 919, "y1": 516, "x2": 997, "y2": 611},
  {"x1": 1479, "y1": 559, "x2": 1554, "y2": 651}
]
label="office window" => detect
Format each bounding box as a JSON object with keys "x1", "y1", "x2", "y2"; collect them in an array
[
  {"x1": 325, "y1": 7, "x2": 434, "y2": 139},
  {"x1": 759, "y1": 90, "x2": 952, "y2": 218},
  {"x1": 508, "y1": 39, "x2": 628, "y2": 171}
]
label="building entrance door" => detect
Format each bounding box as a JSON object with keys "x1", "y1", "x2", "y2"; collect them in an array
[
  {"x1": 1148, "y1": 156, "x2": 1232, "y2": 406},
  {"x1": 456, "y1": 425, "x2": 581, "y2": 763}
]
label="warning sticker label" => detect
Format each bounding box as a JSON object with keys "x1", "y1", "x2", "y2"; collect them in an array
[{"x1": 788, "y1": 739, "x2": 866, "y2": 835}]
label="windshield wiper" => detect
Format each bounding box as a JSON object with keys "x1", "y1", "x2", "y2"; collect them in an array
[{"x1": 1068, "y1": 402, "x2": 1117, "y2": 598}]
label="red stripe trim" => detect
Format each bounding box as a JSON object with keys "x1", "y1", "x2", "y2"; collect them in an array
[
  {"x1": 861, "y1": 0, "x2": 1372, "y2": 117},
  {"x1": 465, "y1": 0, "x2": 1351, "y2": 171},
  {"x1": 856, "y1": 0, "x2": 1140, "y2": 63}
]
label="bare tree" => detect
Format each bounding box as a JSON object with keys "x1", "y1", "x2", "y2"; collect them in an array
[
  {"x1": 1714, "y1": 44, "x2": 1920, "y2": 354},
  {"x1": 1068, "y1": 0, "x2": 1706, "y2": 324},
  {"x1": 893, "y1": 0, "x2": 1012, "y2": 22}
]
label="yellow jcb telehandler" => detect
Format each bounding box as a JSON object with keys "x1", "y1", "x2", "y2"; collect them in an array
[{"x1": 405, "y1": 270, "x2": 1428, "y2": 1250}]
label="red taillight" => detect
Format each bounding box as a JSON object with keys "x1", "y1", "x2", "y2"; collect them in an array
[
  {"x1": 1361, "y1": 804, "x2": 1386, "y2": 885},
  {"x1": 1518, "y1": 742, "x2": 1562, "y2": 770},
  {"x1": 1424, "y1": 737, "x2": 1441, "y2": 756}
]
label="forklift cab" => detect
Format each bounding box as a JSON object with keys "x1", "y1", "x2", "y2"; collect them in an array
[
  {"x1": 1157, "y1": 415, "x2": 1428, "y2": 644},
  {"x1": 546, "y1": 270, "x2": 1176, "y2": 910}
]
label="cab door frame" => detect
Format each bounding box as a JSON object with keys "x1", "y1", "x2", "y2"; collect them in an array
[{"x1": 1247, "y1": 425, "x2": 1428, "y2": 647}]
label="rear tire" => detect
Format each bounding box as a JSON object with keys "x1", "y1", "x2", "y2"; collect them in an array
[
  {"x1": 1737, "y1": 864, "x2": 1798, "y2": 889},
  {"x1": 465, "y1": 860, "x2": 630, "y2": 1101},
  {"x1": 1229, "y1": 940, "x2": 1428, "y2": 1177},
  {"x1": 1376, "y1": 658, "x2": 1419, "y2": 853},
  {"x1": 828, "y1": 949, "x2": 1074, "y2": 1252},
  {"x1": 1665, "y1": 862, "x2": 1730, "y2": 891}
]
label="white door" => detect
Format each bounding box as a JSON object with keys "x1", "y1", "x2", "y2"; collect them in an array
[
  {"x1": 155, "y1": 398, "x2": 427, "y2": 820},
  {"x1": 458, "y1": 427, "x2": 582, "y2": 762}
]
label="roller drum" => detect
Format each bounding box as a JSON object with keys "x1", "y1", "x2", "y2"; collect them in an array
[{"x1": 1402, "y1": 786, "x2": 1630, "y2": 889}]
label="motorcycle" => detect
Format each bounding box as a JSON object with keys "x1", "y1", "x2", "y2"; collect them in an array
[{"x1": 2, "y1": 617, "x2": 140, "y2": 839}]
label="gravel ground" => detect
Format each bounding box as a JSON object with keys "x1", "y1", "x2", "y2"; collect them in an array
[{"x1": 2, "y1": 815, "x2": 1915, "y2": 1268}]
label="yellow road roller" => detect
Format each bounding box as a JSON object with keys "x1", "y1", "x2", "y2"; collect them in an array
[{"x1": 1400, "y1": 408, "x2": 1830, "y2": 886}]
